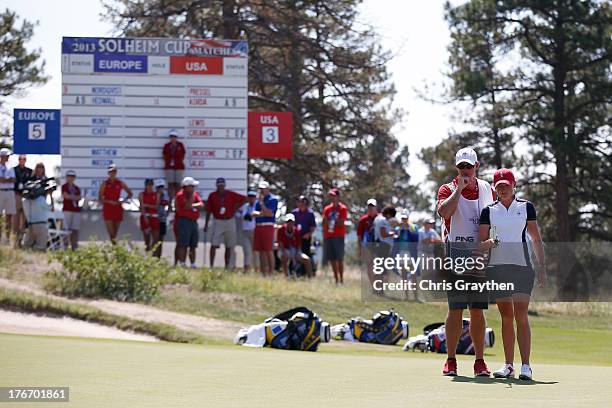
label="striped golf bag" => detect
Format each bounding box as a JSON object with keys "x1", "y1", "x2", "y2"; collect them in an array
[
  {"x1": 426, "y1": 319, "x2": 495, "y2": 354},
  {"x1": 264, "y1": 307, "x2": 330, "y2": 352},
  {"x1": 348, "y1": 310, "x2": 409, "y2": 345}
]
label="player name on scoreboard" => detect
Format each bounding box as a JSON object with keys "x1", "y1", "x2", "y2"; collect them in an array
[{"x1": 61, "y1": 37, "x2": 248, "y2": 197}]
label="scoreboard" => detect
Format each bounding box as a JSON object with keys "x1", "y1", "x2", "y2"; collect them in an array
[{"x1": 61, "y1": 37, "x2": 248, "y2": 197}]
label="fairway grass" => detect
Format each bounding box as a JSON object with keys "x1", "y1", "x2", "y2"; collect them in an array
[{"x1": 1, "y1": 333, "x2": 611, "y2": 408}]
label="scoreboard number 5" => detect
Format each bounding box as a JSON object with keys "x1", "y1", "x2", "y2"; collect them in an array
[
  {"x1": 28, "y1": 123, "x2": 46, "y2": 140},
  {"x1": 262, "y1": 126, "x2": 279, "y2": 144}
]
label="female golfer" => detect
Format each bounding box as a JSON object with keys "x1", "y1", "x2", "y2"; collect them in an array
[
  {"x1": 138, "y1": 178, "x2": 161, "y2": 252},
  {"x1": 99, "y1": 164, "x2": 132, "y2": 244},
  {"x1": 478, "y1": 168, "x2": 546, "y2": 380}
]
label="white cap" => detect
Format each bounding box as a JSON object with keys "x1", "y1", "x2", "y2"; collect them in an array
[
  {"x1": 455, "y1": 147, "x2": 477, "y2": 166},
  {"x1": 168, "y1": 129, "x2": 179, "y2": 137},
  {"x1": 155, "y1": 178, "x2": 166, "y2": 188},
  {"x1": 0, "y1": 148, "x2": 12, "y2": 156},
  {"x1": 65, "y1": 170, "x2": 77, "y2": 177},
  {"x1": 181, "y1": 176, "x2": 199, "y2": 187},
  {"x1": 400, "y1": 209, "x2": 409, "y2": 219},
  {"x1": 285, "y1": 213, "x2": 295, "y2": 222},
  {"x1": 366, "y1": 198, "x2": 377, "y2": 207},
  {"x1": 258, "y1": 181, "x2": 270, "y2": 189}
]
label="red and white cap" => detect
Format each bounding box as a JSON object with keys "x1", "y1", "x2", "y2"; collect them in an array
[{"x1": 493, "y1": 168, "x2": 516, "y2": 188}]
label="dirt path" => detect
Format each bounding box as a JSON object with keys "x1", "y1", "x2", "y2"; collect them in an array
[{"x1": 0, "y1": 278, "x2": 244, "y2": 341}]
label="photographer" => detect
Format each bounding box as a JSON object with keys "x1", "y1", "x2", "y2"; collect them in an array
[{"x1": 22, "y1": 163, "x2": 55, "y2": 251}]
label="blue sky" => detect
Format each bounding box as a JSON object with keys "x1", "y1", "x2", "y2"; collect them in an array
[{"x1": 2, "y1": 0, "x2": 458, "y2": 184}]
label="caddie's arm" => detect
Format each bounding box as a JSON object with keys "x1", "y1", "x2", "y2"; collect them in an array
[{"x1": 438, "y1": 185, "x2": 463, "y2": 220}]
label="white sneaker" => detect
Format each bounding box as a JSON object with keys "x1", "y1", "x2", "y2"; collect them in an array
[
  {"x1": 493, "y1": 363, "x2": 515, "y2": 378},
  {"x1": 190, "y1": 263, "x2": 198, "y2": 269},
  {"x1": 519, "y1": 364, "x2": 533, "y2": 380}
]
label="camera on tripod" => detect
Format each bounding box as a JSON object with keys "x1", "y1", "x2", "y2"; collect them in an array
[{"x1": 22, "y1": 177, "x2": 58, "y2": 200}]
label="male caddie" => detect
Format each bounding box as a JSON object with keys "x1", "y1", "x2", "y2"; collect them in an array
[{"x1": 437, "y1": 147, "x2": 495, "y2": 376}]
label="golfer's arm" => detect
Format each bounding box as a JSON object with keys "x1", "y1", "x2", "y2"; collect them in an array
[
  {"x1": 98, "y1": 184, "x2": 105, "y2": 203},
  {"x1": 437, "y1": 188, "x2": 461, "y2": 220},
  {"x1": 478, "y1": 224, "x2": 490, "y2": 243},
  {"x1": 527, "y1": 220, "x2": 545, "y2": 266}
]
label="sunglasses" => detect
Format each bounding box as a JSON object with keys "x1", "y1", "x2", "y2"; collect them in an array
[{"x1": 456, "y1": 163, "x2": 475, "y2": 169}]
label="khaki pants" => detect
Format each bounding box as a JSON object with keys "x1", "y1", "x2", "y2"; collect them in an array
[
  {"x1": 241, "y1": 229, "x2": 255, "y2": 267},
  {"x1": 24, "y1": 223, "x2": 48, "y2": 251}
]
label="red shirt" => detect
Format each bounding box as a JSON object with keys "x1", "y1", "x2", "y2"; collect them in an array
[
  {"x1": 205, "y1": 190, "x2": 245, "y2": 219},
  {"x1": 357, "y1": 213, "x2": 377, "y2": 240},
  {"x1": 175, "y1": 189, "x2": 202, "y2": 221},
  {"x1": 277, "y1": 224, "x2": 301, "y2": 249},
  {"x1": 437, "y1": 177, "x2": 496, "y2": 233},
  {"x1": 62, "y1": 183, "x2": 81, "y2": 212},
  {"x1": 322, "y1": 202, "x2": 348, "y2": 238},
  {"x1": 102, "y1": 178, "x2": 123, "y2": 209},
  {"x1": 140, "y1": 191, "x2": 158, "y2": 215},
  {"x1": 162, "y1": 141, "x2": 186, "y2": 170}
]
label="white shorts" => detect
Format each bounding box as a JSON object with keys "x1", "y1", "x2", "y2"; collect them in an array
[
  {"x1": 211, "y1": 217, "x2": 237, "y2": 248},
  {"x1": 0, "y1": 190, "x2": 16, "y2": 215},
  {"x1": 63, "y1": 211, "x2": 81, "y2": 231}
]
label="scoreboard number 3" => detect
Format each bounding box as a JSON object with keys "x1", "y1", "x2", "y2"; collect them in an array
[
  {"x1": 262, "y1": 126, "x2": 279, "y2": 144},
  {"x1": 28, "y1": 123, "x2": 46, "y2": 140}
]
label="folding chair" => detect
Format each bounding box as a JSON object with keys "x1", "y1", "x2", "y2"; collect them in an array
[{"x1": 47, "y1": 212, "x2": 72, "y2": 250}]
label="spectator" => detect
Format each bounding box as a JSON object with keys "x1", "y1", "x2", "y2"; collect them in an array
[
  {"x1": 175, "y1": 177, "x2": 203, "y2": 268},
  {"x1": 418, "y1": 218, "x2": 442, "y2": 260},
  {"x1": 22, "y1": 162, "x2": 54, "y2": 251},
  {"x1": 291, "y1": 195, "x2": 316, "y2": 261},
  {"x1": 236, "y1": 190, "x2": 257, "y2": 272},
  {"x1": 162, "y1": 129, "x2": 186, "y2": 199},
  {"x1": 13, "y1": 154, "x2": 32, "y2": 247},
  {"x1": 357, "y1": 198, "x2": 378, "y2": 260},
  {"x1": 394, "y1": 209, "x2": 421, "y2": 301},
  {"x1": 139, "y1": 178, "x2": 161, "y2": 252},
  {"x1": 322, "y1": 188, "x2": 348, "y2": 285},
  {"x1": 0, "y1": 148, "x2": 16, "y2": 245},
  {"x1": 99, "y1": 164, "x2": 133, "y2": 244},
  {"x1": 61, "y1": 170, "x2": 82, "y2": 250},
  {"x1": 155, "y1": 179, "x2": 170, "y2": 258},
  {"x1": 374, "y1": 205, "x2": 397, "y2": 258},
  {"x1": 278, "y1": 213, "x2": 313, "y2": 278},
  {"x1": 204, "y1": 177, "x2": 245, "y2": 269},
  {"x1": 252, "y1": 181, "x2": 278, "y2": 277}
]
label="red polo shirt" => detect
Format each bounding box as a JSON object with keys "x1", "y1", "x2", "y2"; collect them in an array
[
  {"x1": 277, "y1": 224, "x2": 301, "y2": 249},
  {"x1": 205, "y1": 190, "x2": 245, "y2": 219},
  {"x1": 62, "y1": 183, "x2": 81, "y2": 212},
  {"x1": 175, "y1": 189, "x2": 202, "y2": 221},
  {"x1": 437, "y1": 177, "x2": 496, "y2": 234},
  {"x1": 162, "y1": 141, "x2": 186, "y2": 170},
  {"x1": 322, "y1": 202, "x2": 348, "y2": 238},
  {"x1": 357, "y1": 213, "x2": 377, "y2": 241}
]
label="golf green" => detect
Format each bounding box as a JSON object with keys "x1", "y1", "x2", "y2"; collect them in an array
[{"x1": 1, "y1": 333, "x2": 611, "y2": 407}]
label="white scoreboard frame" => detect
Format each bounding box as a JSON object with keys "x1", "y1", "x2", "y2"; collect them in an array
[{"x1": 61, "y1": 37, "x2": 248, "y2": 199}]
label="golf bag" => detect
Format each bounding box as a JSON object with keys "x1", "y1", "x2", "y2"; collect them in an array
[
  {"x1": 235, "y1": 307, "x2": 330, "y2": 352},
  {"x1": 331, "y1": 310, "x2": 409, "y2": 345},
  {"x1": 403, "y1": 319, "x2": 494, "y2": 354}
]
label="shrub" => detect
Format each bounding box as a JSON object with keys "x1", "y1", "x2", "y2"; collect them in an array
[
  {"x1": 197, "y1": 268, "x2": 225, "y2": 292},
  {"x1": 45, "y1": 242, "x2": 170, "y2": 302}
]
